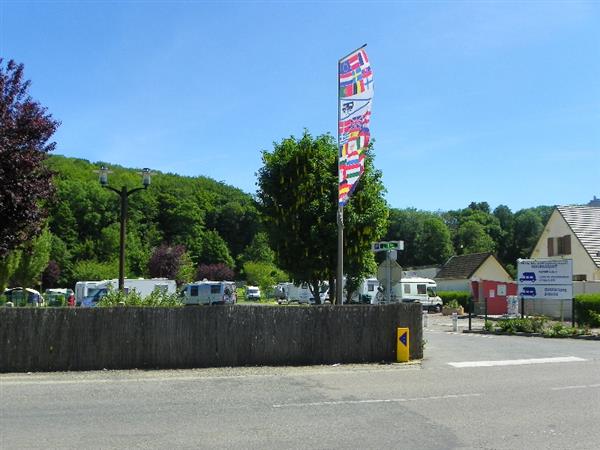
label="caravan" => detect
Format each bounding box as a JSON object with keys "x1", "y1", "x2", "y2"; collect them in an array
[
  {"x1": 182, "y1": 280, "x2": 237, "y2": 305},
  {"x1": 78, "y1": 278, "x2": 177, "y2": 307}
]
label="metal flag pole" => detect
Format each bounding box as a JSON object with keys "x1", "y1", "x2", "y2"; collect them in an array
[
  {"x1": 336, "y1": 44, "x2": 367, "y2": 307},
  {"x1": 337, "y1": 53, "x2": 344, "y2": 306}
]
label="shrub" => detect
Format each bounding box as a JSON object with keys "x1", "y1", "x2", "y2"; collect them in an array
[
  {"x1": 97, "y1": 287, "x2": 182, "y2": 307},
  {"x1": 574, "y1": 294, "x2": 600, "y2": 326},
  {"x1": 438, "y1": 291, "x2": 471, "y2": 310},
  {"x1": 445, "y1": 299, "x2": 462, "y2": 309},
  {"x1": 483, "y1": 320, "x2": 494, "y2": 332}
]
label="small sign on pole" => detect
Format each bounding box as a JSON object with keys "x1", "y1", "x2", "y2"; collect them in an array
[
  {"x1": 372, "y1": 241, "x2": 404, "y2": 252},
  {"x1": 397, "y1": 327, "x2": 409, "y2": 362}
]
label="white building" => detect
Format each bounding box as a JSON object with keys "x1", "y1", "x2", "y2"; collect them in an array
[{"x1": 530, "y1": 205, "x2": 600, "y2": 282}]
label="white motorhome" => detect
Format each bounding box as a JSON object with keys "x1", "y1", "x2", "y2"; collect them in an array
[
  {"x1": 79, "y1": 278, "x2": 176, "y2": 307},
  {"x1": 75, "y1": 281, "x2": 104, "y2": 306},
  {"x1": 391, "y1": 277, "x2": 443, "y2": 311},
  {"x1": 274, "y1": 282, "x2": 312, "y2": 304},
  {"x1": 182, "y1": 280, "x2": 237, "y2": 305},
  {"x1": 348, "y1": 277, "x2": 380, "y2": 304}
]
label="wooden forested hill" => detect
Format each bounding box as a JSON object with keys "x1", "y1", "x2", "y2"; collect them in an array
[{"x1": 44, "y1": 155, "x2": 261, "y2": 284}]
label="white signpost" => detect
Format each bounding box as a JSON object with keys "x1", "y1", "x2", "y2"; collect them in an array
[{"x1": 517, "y1": 259, "x2": 573, "y2": 300}]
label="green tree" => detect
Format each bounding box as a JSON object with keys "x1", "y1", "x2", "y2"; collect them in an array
[
  {"x1": 513, "y1": 210, "x2": 543, "y2": 260},
  {"x1": 0, "y1": 251, "x2": 21, "y2": 292},
  {"x1": 493, "y1": 204, "x2": 514, "y2": 264},
  {"x1": 257, "y1": 131, "x2": 387, "y2": 303},
  {"x1": 243, "y1": 261, "x2": 287, "y2": 296},
  {"x1": 198, "y1": 229, "x2": 234, "y2": 267},
  {"x1": 72, "y1": 259, "x2": 118, "y2": 281},
  {"x1": 384, "y1": 208, "x2": 439, "y2": 267},
  {"x1": 414, "y1": 217, "x2": 454, "y2": 265},
  {"x1": 238, "y1": 232, "x2": 275, "y2": 266},
  {"x1": 456, "y1": 221, "x2": 496, "y2": 254},
  {"x1": 11, "y1": 228, "x2": 52, "y2": 289}
]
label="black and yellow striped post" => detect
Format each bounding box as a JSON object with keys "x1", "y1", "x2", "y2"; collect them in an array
[{"x1": 396, "y1": 327, "x2": 409, "y2": 362}]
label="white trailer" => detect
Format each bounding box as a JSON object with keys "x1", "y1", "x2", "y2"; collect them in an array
[
  {"x1": 79, "y1": 278, "x2": 176, "y2": 307},
  {"x1": 182, "y1": 280, "x2": 237, "y2": 305}
]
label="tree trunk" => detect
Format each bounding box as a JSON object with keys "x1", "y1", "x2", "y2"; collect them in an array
[
  {"x1": 311, "y1": 280, "x2": 321, "y2": 305},
  {"x1": 328, "y1": 274, "x2": 336, "y2": 305}
]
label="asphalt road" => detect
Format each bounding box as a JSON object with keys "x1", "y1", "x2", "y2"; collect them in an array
[{"x1": 1, "y1": 315, "x2": 599, "y2": 449}]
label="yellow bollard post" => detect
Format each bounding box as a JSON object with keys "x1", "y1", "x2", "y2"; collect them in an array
[{"x1": 397, "y1": 327, "x2": 409, "y2": 362}]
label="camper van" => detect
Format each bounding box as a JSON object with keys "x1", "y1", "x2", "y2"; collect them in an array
[
  {"x1": 391, "y1": 277, "x2": 443, "y2": 311},
  {"x1": 274, "y1": 282, "x2": 311, "y2": 304},
  {"x1": 75, "y1": 281, "x2": 104, "y2": 306},
  {"x1": 78, "y1": 278, "x2": 176, "y2": 307},
  {"x1": 182, "y1": 280, "x2": 237, "y2": 305},
  {"x1": 348, "y1": 277, "x2": 380, "y2": 304}
]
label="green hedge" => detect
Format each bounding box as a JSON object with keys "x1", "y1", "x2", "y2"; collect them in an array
[
  {"x1": 437, "y1": 291, "x2": 472, "y2": 309},
  {"x1": 574, "y1": 294, "x2": 600, "y2": 327}
]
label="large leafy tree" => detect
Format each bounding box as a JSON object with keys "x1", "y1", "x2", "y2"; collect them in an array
[
  {"x1": 257, "y1": 131, "x2": 387, "y2": 304},
  {"x1": 0, "y1": 59, "x2": 59, "y2": 256},
  {"x1": 414, "y1": 217, "x2": 454, "y2": 265},
  {"x1": 11, "y1": 228, "x2": 52, "y2": 289}
]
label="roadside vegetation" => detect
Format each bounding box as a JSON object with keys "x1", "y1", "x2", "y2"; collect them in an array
[{"x1": 485, "y1": 316, "x2": 595, "y2": 338}]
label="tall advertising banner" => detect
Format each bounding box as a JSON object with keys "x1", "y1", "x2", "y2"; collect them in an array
[{"x1": 338, "y1": 46, "x2": 373, "y2": 206}]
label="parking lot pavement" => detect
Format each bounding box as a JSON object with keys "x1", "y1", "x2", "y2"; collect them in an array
[{"x1": 422, "y1": 311, "x2": 486, "y2": 332}]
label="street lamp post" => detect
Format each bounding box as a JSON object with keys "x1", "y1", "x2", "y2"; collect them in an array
[{"x1": 95, "y1": 166, "x2": 152, "y2": 292}]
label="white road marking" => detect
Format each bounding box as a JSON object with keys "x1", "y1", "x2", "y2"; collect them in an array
[
  {"x1": 448, "y1": 356, "x2": 586, "y2": 368},
  {"x1": 273, "y1": 393, "x2": 481, "y2": 408},
  {"x1": 551, "y1": 384, "x2": 600, "y2": 391}
]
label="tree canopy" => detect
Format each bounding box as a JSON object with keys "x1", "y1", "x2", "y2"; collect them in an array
[
  {"x1": 0, "y1": 59, "x2": 59, "y2": 257},
  {"x1": 257, "y1": 131, "x2": 388, "y2": 303}
]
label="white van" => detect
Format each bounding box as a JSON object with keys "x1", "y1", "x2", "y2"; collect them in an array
[
  {"x1": 392, "y1": 277, "x2": 443, "y2": 311},
  {"x1": 183, "y1": 280, "x2": 237, "y2": 305}
]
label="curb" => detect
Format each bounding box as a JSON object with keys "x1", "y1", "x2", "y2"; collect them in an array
[{"x1": 462, "y1": 330, "x2": 600, "y2": 340}]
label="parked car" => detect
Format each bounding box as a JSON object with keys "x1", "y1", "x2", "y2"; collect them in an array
[
  {"x1": 3, "y1": 288, "x2": 45, "y2": 307},
  {"x1": 245, "y1": 286, "x2": 261, "y2": 301}
]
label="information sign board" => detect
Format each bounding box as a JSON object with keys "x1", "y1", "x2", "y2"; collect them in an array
[{"x1": 517, "y1": 259, "x2": 573, "y2": 300}]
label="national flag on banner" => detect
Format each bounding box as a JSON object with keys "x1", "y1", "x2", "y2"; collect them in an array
[{"x1": 338, "y1": 46, "x2": 373, "y2": 206}]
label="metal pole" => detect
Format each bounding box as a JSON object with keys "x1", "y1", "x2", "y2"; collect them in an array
[
  {"x1": 468, "y1": 299, "x2": 472, "y2": 331},
  {"x1": 386, "y1": 250, "x2": 391, "y2": 303},
  {"x1": 521, "y1": 296, "x2": 524, "y2": 319},
  {"x1": 484, "y1": 297, "x2": 488, "y2": 323},
  {"x1": 118, "y1": 186, "x2": 127, "y2": 292},
  {"x1": 571, "y1": 297, "x2": 575, "y2": 327},
  {"x1": 337, "y1": 207, "x2": 343, "y2": 305}
]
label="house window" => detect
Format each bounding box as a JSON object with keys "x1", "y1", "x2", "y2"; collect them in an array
[
  {"x1": 549, "y1": 235, "x2": 571, "y2": 256},
  {"x1": 557, "y1": 235, "x2": 571, "y2": 255},
  {"x1": 547, "y1": 237, "x2": 555, "y2": 256},
  {"x1": 573, "y1": 275, "x2": 587, "y2": 281}
]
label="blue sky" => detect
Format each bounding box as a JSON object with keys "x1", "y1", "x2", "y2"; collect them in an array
[{"x1": 2, "y1": 0, "x2": 599, "y2": 212}]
